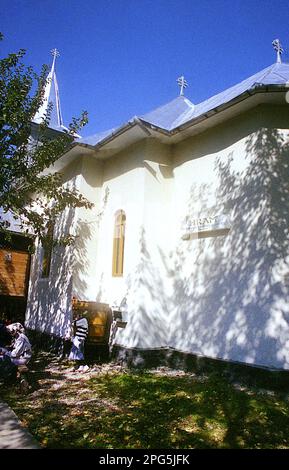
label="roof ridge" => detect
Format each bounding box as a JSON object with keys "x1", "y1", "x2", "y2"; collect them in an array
[
  {"x1": 252, "y1": 62, "x2": 277, "y2": 84},
  {"x1": 271, "y1": 68, "x2": 289, "y2": 82},
  {"x1": 142, "y1": 95, "x2": 194, "y2": 115},
  {"x1": 169, "y1": 102, "x2": 196, "y2": 129}
]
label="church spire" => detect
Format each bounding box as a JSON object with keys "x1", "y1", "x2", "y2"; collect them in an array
[{"x1": 33, "y1": 48, "x2": 65, "y2": 130}]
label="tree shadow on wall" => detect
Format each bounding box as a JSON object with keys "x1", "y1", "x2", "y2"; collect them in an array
[
  {"x1": 171, "y1": 127, "x2": 289, "y2": 370},
  {"x1": 26, "y1": 208, "x2": 92, "y2": 339},
  {"x1": 114, "y1": 226, "x2": 171, "y2": 360}
]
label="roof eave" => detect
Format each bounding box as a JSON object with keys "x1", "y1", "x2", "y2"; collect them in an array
[
  {"x1": 136, "y1": 118, "x2": 172, "y2": 136},
  {"x1": 93, "y1": 118, "x2": 148, "y2": 150},
  {"x1": 71, "y1": 141, "x2": 95, "y2": 151}
]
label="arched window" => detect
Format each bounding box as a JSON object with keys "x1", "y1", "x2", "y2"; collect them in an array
[
  {"x1": 41, "y1": 222, "x2": 54, "y2": 278},
  {"x1": 112, "y1": 210, "x2": 126, "y2": 277}
]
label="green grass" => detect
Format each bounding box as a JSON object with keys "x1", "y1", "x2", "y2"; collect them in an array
[{"x1": 1, "y1": 353, "x2": 289, "y2": 449}]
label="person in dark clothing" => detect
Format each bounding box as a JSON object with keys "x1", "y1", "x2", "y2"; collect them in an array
[
  {"x1": 0, "y1": 321, "x2": 12, "y2": 348},
  {"x1": 0, "y1": 355, "x2": 17, "y2": 384},
  {"x1": 0, "y1": 322, "x2": 16, "y2": 384}
]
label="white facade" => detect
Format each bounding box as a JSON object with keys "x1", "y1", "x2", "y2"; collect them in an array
[{"x1": 26, "y1": 89, "x2": 289, "y2": 370}]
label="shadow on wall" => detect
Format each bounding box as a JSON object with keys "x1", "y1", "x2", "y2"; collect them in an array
[
  {"x1": 114, "y1": 127, "x2": 289, "y2": 370},
  {"x1": 71, "y1": 218, "x2": 94, "y2": 299},
  {"x1": 26, "y1": 208, "x2": 92, "y2": 338},
  {"x1": 171, "y1": 127, "x2": 289, "y2": 369},
  {"x1": 114, "y1": 226, "x2": 170, "y2": 356}
]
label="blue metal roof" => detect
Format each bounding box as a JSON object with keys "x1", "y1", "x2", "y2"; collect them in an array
[
  {"x1": 141, "y1": 62, "x2": 289, "y2": 131},
  {"x1": 80, "y1": 62, "x2": 289, "y2": 144},
  {"x1": 76, "y1": 127, "x2": 116, "y2": 146},
  {"x1": 139, "y1": 96, "x2": 195, "y2": 131}
]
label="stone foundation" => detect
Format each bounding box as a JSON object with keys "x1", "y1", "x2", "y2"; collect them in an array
[{"x1": 111, "y1": 345, "x2": 289, "y2": 391}]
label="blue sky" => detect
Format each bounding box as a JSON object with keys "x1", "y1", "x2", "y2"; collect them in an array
[{"x1": 1, "y1": 0, "x2": 289, "y2": 137}]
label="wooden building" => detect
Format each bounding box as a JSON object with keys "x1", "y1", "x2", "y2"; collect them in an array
[{"x1": 0, "y1": 232, "x2": 33, "y2": 324}]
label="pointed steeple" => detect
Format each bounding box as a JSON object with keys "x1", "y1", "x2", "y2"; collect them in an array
[{"x1": 33, "y1": 49, "x2": 66, "y2": 130}]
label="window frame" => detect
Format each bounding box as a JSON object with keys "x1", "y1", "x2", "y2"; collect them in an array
[{"x1": 112, "y1": 210, "x2": 126, "y2": 277}]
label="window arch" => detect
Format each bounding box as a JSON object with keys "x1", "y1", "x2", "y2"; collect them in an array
[{"x1": 112, "y1": 210, "x2": 126, "y2": 277}]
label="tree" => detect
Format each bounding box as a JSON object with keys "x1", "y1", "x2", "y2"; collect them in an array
[{"x1": 0, "y1": 34, "x2": 93, "y2": 248}]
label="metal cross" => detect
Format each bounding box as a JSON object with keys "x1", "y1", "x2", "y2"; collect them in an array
[
  {"x1": 50, "y1": 48, "x2": 60, "y2": 73},
  {"x1": 177, "y1": 76, "x2": 188, "y2": 96},
  {"x1": 51, "y1": 48, "x2": 60, "y2": 59},
  {"x1": 272, "y1": 39, "x2": 283, "y2": 64}
]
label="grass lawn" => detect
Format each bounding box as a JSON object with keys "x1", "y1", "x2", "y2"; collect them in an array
[{"x1": 1, "y1": 352, "x2": 289, "y2": 449}]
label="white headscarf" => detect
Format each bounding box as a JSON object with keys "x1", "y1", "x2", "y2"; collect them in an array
[{"x1": 7, "y1": 322, "x2": 25, "y2": 334}]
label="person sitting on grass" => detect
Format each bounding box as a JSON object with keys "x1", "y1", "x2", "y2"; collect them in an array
[
  {"x1": 0, "y1": 323, "x2": 32, "y2": 366},
  {"x1": 7, "y1": 322, "x2": 25, "y2": 335},
  {"x1": 68, "y1": 310, "x2": 89, "y2": 372}
]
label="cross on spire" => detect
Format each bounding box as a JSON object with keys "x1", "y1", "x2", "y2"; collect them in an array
[
  {"x1": 177, "y1": 76, "x2": 188, "y2": 96},
  {"x1": 51, "y1": 48, "x2": 60, "y2": 58},
  {"x1": 272, "y1": 39, "x2": 283, "y2": 64},
  {"x1": 50, "y1": 48, "x2": 60, "y2": 73}
]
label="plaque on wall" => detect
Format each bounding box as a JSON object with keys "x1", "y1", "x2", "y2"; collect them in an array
[{"x1": 181, "y1": 214, "x2": 231, "y2": 240}]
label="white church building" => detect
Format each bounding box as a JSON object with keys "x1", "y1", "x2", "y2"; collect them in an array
[{"x1": 26, "y1": 41, "x2": 289, "y2": 371}]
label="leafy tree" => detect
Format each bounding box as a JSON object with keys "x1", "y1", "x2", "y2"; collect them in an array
[{"x1": 0, "y1": 34, "x2": 93, "y2": 247}]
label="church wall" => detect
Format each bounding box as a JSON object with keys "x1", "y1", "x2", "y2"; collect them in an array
[
  {"x1": 109, "y1": 105, "x2": 289, "y2": 370},
  {"x1": 168, "y1": 104, "x2": 289, "y2": 369},
  {"x1": 71, "y1": 156, "x2": 104, "y2": 300},
  {"x1": 91, "y1": 141, "x2": 146, "y2": 312},
  {"x1": 109, "y1": 139, "x2": 175, "y2": 349},
  {"x1": 72, "y1": 139, "x2": 174, "y2": 350},
  {"x1": 25, "y1": 157, "x2": 86, "y2": 338},
  {"x1": 91, "y1": 142, "x2": 149, "y2": 349}
]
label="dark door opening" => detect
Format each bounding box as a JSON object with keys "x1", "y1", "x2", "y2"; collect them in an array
[{"x1": 0, "y1": 295, "x2": 27, "y2": 324}]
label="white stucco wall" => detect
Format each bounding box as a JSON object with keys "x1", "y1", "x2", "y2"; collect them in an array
[
  {"x1": 167, "y1": 106, "x2": 289, "y2": 369},
  {"x1": 112, "y1": 105, "x2": 289, "y2": 369},
  {"x1": 105, "y1": 139, "x2": 174, "y2": 349},
  {"x1": 79, "y1": 139, "x2": 174, "y2": 349},
  {"x1": 25, "y1": 158, "x2": 83, "y2": 338},
  {"x1": 72, "y1": 156, "x2": 104, "y2": 300}
]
